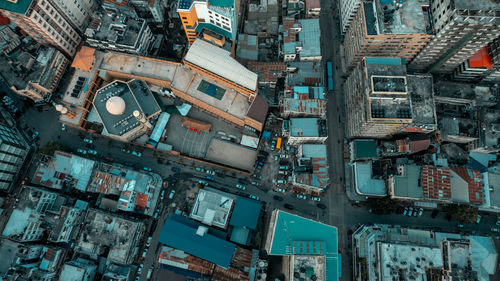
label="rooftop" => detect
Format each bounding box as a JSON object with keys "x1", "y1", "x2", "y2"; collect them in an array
[
  {"x1": 290, "y1": 118, "x2": 325, "y2": 137},
  {"x1": 353, "y1": 139, "x2": 377, "y2": 159},
  {"x1": 86, "y1": 11, "x2": 145, "y2": 47},
  {"x1": 295, "y1": 144, "x2": 329, "y2": 189},
  {"x1": 352, "y1": 162, "x2": 387, "y2": 196},
  {"x1": 0, "y1": 0, "x2": 32, "y2": 14},
  {"x1": 184, "y1": 39, "x2": 258, "y2": 92},
  {"x1": 32, "y1": 151, "x2": 95, "y2": 191},
  {"x1": 76, "y1": 209, "x2": 143, "y2": 264},
  {"x1": 71, "y1": 46, "x2": 96, "y2": 72},
  {"x1": 247, "y1": 61, "x2": 287, "y2": 84},
  {"x1": 287, "y1": 61, "x2": 322, "y2": 87},
  {"x1": 229, "y1": 197, "x2": 262, "y2": 230},
  {"x1": 190, "y1": 189, "x2": 234, "y2": 229},
  {"x1": 93, "y1": 79, "x2": 161, "y2": 136},
  {"x1": 236, "y1": 33, "x2": 258, "y2": 61},
  {"x1": 298, "y1": 19, "x2": 321, "y2": 59},
  {"x1": 393, "y1": 164, "x2": 424, "y2": 199},
  {"x1": 266, "y1": 210, "x2": 339, "y2": 281},
  {"x1": 367, "y1": 0, "x2": 431, "y2": 35},
  {"x1": 159, "y1": 214, "x2": 237, "y2": 269}
]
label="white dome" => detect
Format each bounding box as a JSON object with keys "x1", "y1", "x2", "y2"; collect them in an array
[{"x1": 106, "y1": 96, "x2": 126, "y2": 115}]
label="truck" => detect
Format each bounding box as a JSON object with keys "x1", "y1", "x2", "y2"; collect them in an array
[{"x1": 276, "y1": 137, "x2": 282, "y2": 150}]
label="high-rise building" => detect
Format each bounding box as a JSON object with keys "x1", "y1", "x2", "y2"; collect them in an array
[
  {"x1": 409, "y1": 0, "x2": 500, "y2": 73},
  {"x1": 343, "y1": 0, "x2": 433, "y2": 68},
  {"x1": 0, "y1": 0, "x2": 90, "y2": 56},
  {"x1": 177, "y1": 0, "x2": 239, "y2": 46},
  {"x1": 339, "y1": 0, "x2": 361, "y2": 34},
  {"x1": 0, "y1": 108, "x2": 30, "y2": 192},
  {"x1": 345, "y1": 57, "x2": 437, "y2": 138}
]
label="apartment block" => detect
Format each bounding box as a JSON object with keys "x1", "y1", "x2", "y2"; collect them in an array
[
  {"x1": 0, "y1": 0, "x2": 83, "y2": 56},
  {"x1": 409, "y1": 0, "x2": 500, "y2": 73},
  {"x1": 129, "y1": 0, "x2": 165, "y2": 25},
  {"x1": 344, "y1": 0, "x2": 433, "y2": 68},
  {"x1": 0, "y1": 109, "x2": 30, "y2": 192},
  {"x1": 85, "y1": 8, "x2": 153, "y2": 55},
  {"x1": 340, "y1": 0, "x2": 361, "y2": 34},
  {"x1": 177, "y1": 0, "x2": 238, "y2": 45},
  {"x1": 345, "y1": 57, "x2": 437, "y2": 138}
]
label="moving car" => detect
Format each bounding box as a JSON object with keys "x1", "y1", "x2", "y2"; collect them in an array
[
  {"x1": 132, "y1": 151, "x2": 142, "y2": 157},
  {"x1": 276, "y1": 187, "x2": 286, "y2": 193},
  {"x1": 251, "y1": 181, "x2": 260, "y2": 186},
  {"x1": 311, "y1": 196, "x2": 321, "y2": 202},
  {"x1": 273, "y1": 195, "x2": 284, "y2": 201},
  {"x1": 284, "y1": 204, "x2": 294, "y2": 210},
  {"x1": 235, "y1": 184, "x2": 246, "y2": 190},
  {"x1": 252, "y1": 174, "x2": 262, "y2": 179},
  {"x1": 143, "y1": 167, "x2": 152, "y2": 172},
  {"x1": 206, "y1": 176, "x2": 215, "y2": 181},
  {"x1": 160, "y1": 190, "x2": 165, "y2": 199},
  {"x1": 169, "y1": 190, "x2": 176, "y2": 199}
]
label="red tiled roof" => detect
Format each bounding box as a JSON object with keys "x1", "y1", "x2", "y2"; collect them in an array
[
  {"x1": 247, "y1": 61, "x2": 286, "y2": 83},
  {"x1": 451, "y1": 167, "x2": 483, "y2": 204},
  {"x1": 421, "y1": 166, "x2": 451, "y2": 200},
  {"x1": 136, "y1": 193, "x2": 149, "y2": 209},
  {"x1": 409, "y1": 139, "x2": 430, "y2": 154}
]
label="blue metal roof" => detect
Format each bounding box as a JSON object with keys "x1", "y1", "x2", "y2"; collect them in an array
[
  {"x1": 229, "y1": 197, "x2": 261, "y2": 230},
  {"x1": 149, "y1": 112, "x2": 170, "y2": 143},
  {"x1": 158, "y1": 214, "x2": 236, "y2": 269},
  {"x1": 290, "y1": 118, "x2": 319, "y2": 137}
]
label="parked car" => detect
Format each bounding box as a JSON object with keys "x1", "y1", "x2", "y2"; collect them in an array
[
  {"x1": 146, "y1": 236, "x2": 152, "y2": 247},
  {"x1": 276, "y1": 179, "x2": 287, "y2": 184},
  {"x1": 417, "y1": 208, "x2": 424, "y2": 217},
  {"x1": 251, "y1": 181, "x2": 260, "y2": 186},
  {"x1": 273, "y1": 195, "x2": 284, "y2": 201},
  {"x1": 311, "y1": 196, "x2": 321, "y2": 202},
  {"x1": 171, "y1": 167, "x2": 181, "y2": 173},
  {"x1": 198, "y1": 180, "x2": 208, "y2": 186},
  {"x1": 235, "y1": 184, "x2": 246, "y2": 190},
  {"x1": 248, "y1": 194, "x2": 259, "y2": 201},
  {"x1": 296, "y1": 194, "x2": 307, "y2": 200},
  {"x1": 143, "y1": 167, "x2": 152, "y2": 172},
  {"x1": 317, "y1": 203, "x2": 327, "y2": 209},
  {"x1": 160, "y1": 190, "x2": 165, "y2": 199},
  {"x1": 87, "y1": 149, "x2": 97, "y2": 155},
  {"x1": 279, "y1": 165, "x2": 289, "y2": 170},
  {"x1": 195, "y1": 167, "x2": 205, "y2": 172},
  {"x1": 132, "y1": 151, "x2": 142, "y2": 157},
  {"x1": 77, "y1": 148, "x2": 87, "y2": 155},
  {"x1": 83, "y1": 138, "x2": 93, "y2": 144},
  {"x1": 274, "y1": 155, "x2": 279, "y2": 161},
  {"x1": 491, "y1": 227, "x2": 499, "y2": 233},
  {"x1": 121, "y1": 148, "x2": 131, "y2": 153},
  {"x1": 276, "y1": 187, "x2": 286, "y2": 193},
  {"x1": 169, "y1": 190, "x2": 176, "y2": 199},
  {"x1": 278, "y1": 171, "x2": 288, "y2": 175},
  {"x1": 403, "y1": 207, "x2": 408, "y2": 216},
  {"x1": 279, "y1": 154, "x2": 289, "y2": 159},
  {"x1": 476, "y1": 214, "x2": 481, "y2": 224},
  {"x1": 137, "y1": 264, "x2": 144, "y2": 274},
  {"x1": 205, "y1": 169, "x2": 216, "y2": 175},
  {"x1": 284, "y1": 204, "x2": 294, "y2": 210},
  {"x1": 154, "y1": 209, "x2": 160, "y2": 219},
  {"x1": 141, "y1": 248, "x2": 148, "y2": 258},
  {"x1": 61, "y1": 124, "x2": 66, "y2": 131},
  {"x1": 206, "y1": 176, "x2": 215, "y2": 181},
  {"x1": 252, "y1": 174, "x2": 262, "y2": 179}
]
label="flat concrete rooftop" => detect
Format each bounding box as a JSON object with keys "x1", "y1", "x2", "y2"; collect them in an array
[
  {"x1": 205, "y1": 139, "x2": 258, "y2": 172},
  {"x1": 369, "y1": 0, "x2": 431, "y2": 34}
]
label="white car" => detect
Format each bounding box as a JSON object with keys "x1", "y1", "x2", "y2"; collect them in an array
[
  {"x1": 296, "y1": 194, "x2": 307, "y2": 200},
  {"x1": 311, "y1": 196, "x2": 321, "y2": 202},
  {"x1": 236, "y1": 184, "x2": 246, "y2": 190},
  {"x1": 77, "y1": 149, "x2": 87, "y2": 155},
  {"x1": 83, "y1": 138, "x2": 93, "y2": 144},
  {"x1": 169, "y1": 190, "x2": 175, "y2": 199},
  {"x1": 61, "y1": 124, "x2": 66, "y2": 131},
  {"x1": 276, "y1": 187, "x2": 286, "y2": 193},
  {"x1": 87, "y1": 149, "x2": 97, "y2": 155},
  {"x1": 205, "y1": 170, "x2": 216, "y2": 175}
]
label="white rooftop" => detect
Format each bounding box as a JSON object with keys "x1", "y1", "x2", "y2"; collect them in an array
[{"x1": 184, "y1": 39, "x2": 258, "y2": 91}]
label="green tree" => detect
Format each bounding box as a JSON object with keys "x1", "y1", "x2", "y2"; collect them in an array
[
  {"x1": 444, "y1": 204, "x2": 478, "y2": 224},
  {"x1": 367, "y1": 197, "x2": 399, "y2": 215}
]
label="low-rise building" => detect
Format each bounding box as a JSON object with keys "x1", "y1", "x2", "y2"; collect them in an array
[
  {"x1": 286, "y1": 118, "x2": 327, "y2": 145},
  {"x1": 304, "y1": 0, "x2": 320, "y2": 17},
  {"x1": 280, "y1": 18, "x2": 321, "y2": 62},
  {"x1": 345, "y1": 57, "x2": 437, "y2": 138},
  {"x1": 0, "y1": 26, "x2": 21, "y2": 55},
  {"x1": 280, "y1": 86, "x2": 326, "y2": 118},
  {"x1": 189, "y1": 189, "x2": 234, "y2": 229},
  {"x1": 59, "y1": 258, "x2": 98, "y2": 281},
  {"x1": 293, "y1": 144, "x2": 329, "y2": 193},
  {"x1": 75, "y1": 209, "x2": 145, "y2": 265},
  {"x1": 0, "y1": 43, "x2": 68, "y2": 102},
  {"x1": 265, "y1": 210, "x2": 340, "y2": 281},
  {"x1": 236, "y1": 33, "x2": 259, "y2": 61},
  {"x1": 248, "y1": 61, "x2": 287, "y2": 88},
  {"x1": 348, "y1": 161, "x2": 387, "y2": 197},
  {"x1": 286, "y1": 61, "x2": 323, "y2": 87},
  {"x1": 353, "y1": 224, "x2": 498, "y2": 281},
  {"x1": 85, "y1": 8, "x2": 153, "y2": 55}
]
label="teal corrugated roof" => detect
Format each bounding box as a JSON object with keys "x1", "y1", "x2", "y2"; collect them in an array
[
  {"x1": 229, "y1": 197, "x2": 261, "y2": 230},
  {"x1": 208, "y1": 0, "x2": 233, "y2": 7},
  {"x1": 159, "y1": 214, "x2": 236, "y2": 269},
  {"x1": 302, "y1": 144, "x2": 326, "y2": 158},
  {"x1": 298, "y1": 19, "x2": 321, "y2": 58},
  {"x1": 269, "y1": 211, "x2": 339, "y2": 280},
  {"x1": 230, "y1": 226, "x2": 250, "y2": 245},
  {"x1": 0, "y1": 0, "x2": 32, "y2": 14},
  {"x1": 290, "y1": 118, "x2": 319, "y2": 137},
  {"x1": 354, "y1": 139, "x2": 377, "y2": 159},
  {"x1": 365, "y1": 57, "x2": 405, "y2": 65}
]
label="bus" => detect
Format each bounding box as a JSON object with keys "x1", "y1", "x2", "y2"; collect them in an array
[
  {"x1": 326, "y1": 61, "x2": 334, "y2": 91},
  {"x1": 276, "y1": 137, "x2": 282, "y2": 150}
]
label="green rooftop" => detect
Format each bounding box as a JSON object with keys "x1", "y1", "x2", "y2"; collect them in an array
[
  {"x1": 393, "y1": 164, "x2": 424, "y2": 199},
  {"x1": 267, "y1": 210, "x2": 339, "y2": 281},
  {"x1": 0, "y1": 0, "x2": 33, "y2": 15},
  {"x1": 354, "y1": 139, "x2": 377, "y2": 159},
  {"x1": 208, "y1": 0, "x2": 233, "y2": 7}
]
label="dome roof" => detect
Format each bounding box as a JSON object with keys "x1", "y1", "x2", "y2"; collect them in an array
[{"x1": 106, "y1": 96, "x2": 126, "y2": 115}]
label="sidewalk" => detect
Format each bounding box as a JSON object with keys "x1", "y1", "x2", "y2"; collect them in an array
[{"x1": 344, "y1": 162, "x2": 368, "y2": 202}]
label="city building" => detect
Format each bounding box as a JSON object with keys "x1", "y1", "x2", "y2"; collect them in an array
[
  {"x1": 85, "y1": 8, "x2": 153, "y2": 55},
  {"x1": 292, "y1": 144, "x2": 329, "y2": 193},
  {"x1": 0, "y1": 0, "x2": 85, "y2": 57},
  {"x1": 388, "y1": 164, "x2": 485, "y2": 206},
  {"x1": 345, "y1": 57, "x2": 437, "y2": 138},
  {"x1": 244, "y1": 0, "x2": 279, "y2": 36},
  {"x1": 177, "y1": 0, "x2": 238, "y2": 46},
  {"x1": 409, "y1": 0, "x2": 500, "y2": 73},
  {"x1": 304, "y1": 0, "x2": 320, "y2": 17},
  {"x1": 129, "y1": 0, "x2": 166, "y2": 26},
  {"x1": 286, "y1": 61, "x2": 323, "y2": 87},
  {"x1": 0, "y1": 43, "x2": 68, "y2": 102},
  {"x1": 75, "y1": 208, "x2": 145, "y2": 265},
  {"x1": 2, "y1": 186, "x2": 69, "y2": 242},
  {"x1": 228, "y1": 197, "x2": 262, "y2": 246},
  {"x1": 0, "y1": 26, "x2": 21, "y2": 55},
  {"x1": 453, "y1": 46, "x2": 494, "y2": 82},
  {"x1": 0, "y1": 108, "x2": 30, "y2": 192},
  {"x1": 348, "y1": 161, "x2": 387, "y2": 197},
  {"x1": 92, "y1": 79, "x2": 161, "y2": 141},
  {"x1": 280, "y1": 17, "x2": 321, "y2": 62},
  {"x1": 265, "y1": 210, "x2": 340, "y2": 281},
  {"x1": 248, "y1": 61, "x2": 287, "y2": 88},
  {"x1": 59, "y1": 258, "x2": 97, "y2": 281},
  {"x1": 343, "y1": 0, "x2": 433, "y2": 68},
  {"x1": 286, "y1": 118, "x2": 327, "y2": 145},
  {"x1": 353, "y1": 224, "x2": 498, "y2": 281},
  {"x1": 236, "y1": 33, "x2": 258, "y2": 61},
  {"x1": 189, "y1": 189, "x2": 234, "y2": 229},
  {"x1": 484, "y1": 36, "x2": 500, "y2": 82},
  {"x1": 340, "y1": 0, "x2": 361, "y2": 34},
  {"x1": 280, "y1": 86, "x2": 326, "y2": 118}
]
